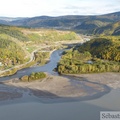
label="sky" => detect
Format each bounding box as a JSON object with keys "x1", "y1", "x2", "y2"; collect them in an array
[{"x1": 0, "y1": 0, "x2": 120, "y2": 17}]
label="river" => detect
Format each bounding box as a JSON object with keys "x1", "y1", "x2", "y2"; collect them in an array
[
  {"x1": 0, "y1": 49, "x2": 63, "y2": 81},
  {"x1": 0, "y1": 49, "x2": 120, "y2": 120}
]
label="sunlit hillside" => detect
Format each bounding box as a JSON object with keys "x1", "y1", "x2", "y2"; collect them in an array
[
  {"x1": 0, "y1": 25, "x2": 80, "y2": 72},
  {"x1": 93, "y1": 21, "x2": 120, "y2": 35}
]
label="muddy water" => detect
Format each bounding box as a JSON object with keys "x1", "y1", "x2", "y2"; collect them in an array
[{"x1": 0, "y1": 89, "x2": 120, "y2": 120}]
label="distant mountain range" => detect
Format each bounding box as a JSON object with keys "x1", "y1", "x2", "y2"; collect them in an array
[
  {"x1": 0, "y1": 17, "x2": 26, "y2": 21},
  {"x1": 0, "y1": 11, "x2": 120, "y2": 35}
]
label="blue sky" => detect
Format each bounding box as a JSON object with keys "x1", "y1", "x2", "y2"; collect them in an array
[{"x1": 0, "y1": 0, "x2": 120, "y2": 17}]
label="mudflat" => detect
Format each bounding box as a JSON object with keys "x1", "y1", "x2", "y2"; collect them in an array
[
  {"x1": 71, "y1": 72, "x2": 120, "y2": 89},
  {"x1": 1, "y1": 72, "x2": 119, "y2": 101}
]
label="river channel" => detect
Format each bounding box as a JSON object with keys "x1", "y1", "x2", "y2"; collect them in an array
[
  {"x1": 0, "y1": 49, "x2": 120, "y2": 120},
  {"x1": 0, "y1": 49, "x2": 63, "y2": 81}
]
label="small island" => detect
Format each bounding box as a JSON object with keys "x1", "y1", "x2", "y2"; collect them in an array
[{"x1": 20, "y1": 72, "x2": 46, "y2": 82}]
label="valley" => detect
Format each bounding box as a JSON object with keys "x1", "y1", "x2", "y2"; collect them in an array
[
  {"x1": 0, "y1": 11, "x2": 120, "y2": 120},
  {"x1": 0, "y1": 26, "x2": 82, "y2": 76}
]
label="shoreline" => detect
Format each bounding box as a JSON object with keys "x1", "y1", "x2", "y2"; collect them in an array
[
  {"x1": 0, "y1": 72, "x2": 117, "y2": 102},
  {"x1": 66, "y1": 72, "x2": 120, "y2": 89}
]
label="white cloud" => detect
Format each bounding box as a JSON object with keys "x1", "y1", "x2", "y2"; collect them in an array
[
  {"x1": 61, "y1": 0, "x2": 120, "y2": 15},
  {"x1": 0, "y1": 0, "x2": 120, "y2": 17}
]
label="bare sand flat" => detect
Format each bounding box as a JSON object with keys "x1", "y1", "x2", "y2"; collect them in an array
[
  {"x1": 71, "y1": 72, "x2": 120, "y2": 89},
  {"x1": 0, "y1": 83, "x2": 22, "y2": 101},
  {"x1": 0, "y1": 73, "x2": 114, "y2": 101}
]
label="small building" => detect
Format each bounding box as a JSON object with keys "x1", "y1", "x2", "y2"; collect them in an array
[{"x1": 87, "y1": 60, "x2": 93, "y2": 64}]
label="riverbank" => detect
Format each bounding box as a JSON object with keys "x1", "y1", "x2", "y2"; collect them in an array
[{"x1": 0, "y1": 46, "x2": 56, "y2": 77}]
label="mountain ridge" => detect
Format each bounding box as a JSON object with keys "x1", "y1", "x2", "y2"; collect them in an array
[{"x1": 0, "y1": 11, "x2": 120, "y2": 34}]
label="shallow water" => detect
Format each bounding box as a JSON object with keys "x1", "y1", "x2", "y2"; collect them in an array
[{"x1": 0, "y1": 89, "x2": 120, "y2": 120}]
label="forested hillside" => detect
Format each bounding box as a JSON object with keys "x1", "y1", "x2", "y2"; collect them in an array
[
  {"x1": 57, "y1": 37, "x2": 120, "y2": 74},
  {"x1": 0, "y1": 36, "x2": 27, "y2": 70},
  {"x1": 74, "y1": 20, "x2": 110, "y2": 33},
  {"x1": 93, "y1": 21, "x2": 120, "y2": 35},
  {"x1": 0, "y1": 25, "x2": 80, "y2": 71},
  {"x1": 78, "y1": 38, "x2": 120, "y2": 61}
]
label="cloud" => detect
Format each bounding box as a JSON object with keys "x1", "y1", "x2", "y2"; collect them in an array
[
  {"x1": 0, "y1": 0, "x2": 120, "y2": 17},
  {"x1": 59, "y1": 0, "x2": 120, "y2": 15}
]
